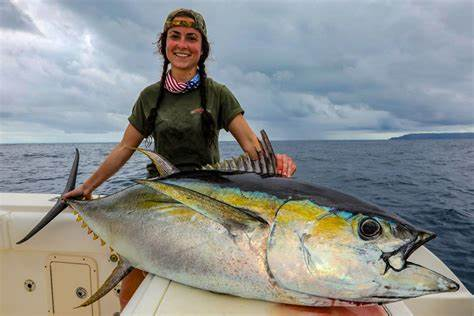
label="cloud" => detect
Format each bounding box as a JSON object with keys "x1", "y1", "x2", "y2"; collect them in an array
[
  {"x1": 0, "y1": 0, "x2": 41, "y2": 34},
  {"x1": 0, "y1": 1, "x2": 150, "y2": 136},
  {"x1": 0, "y1": 0, "x2": 472, "y2": 143}
]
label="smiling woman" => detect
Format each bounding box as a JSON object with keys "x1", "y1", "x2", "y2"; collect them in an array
[{"x1": 61, "y1": 8, "x2": 297, "y2": 310}]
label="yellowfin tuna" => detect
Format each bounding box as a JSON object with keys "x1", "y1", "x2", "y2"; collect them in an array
[{"x1": 17, "y1": 131, "x2": 458, "y2": 308}]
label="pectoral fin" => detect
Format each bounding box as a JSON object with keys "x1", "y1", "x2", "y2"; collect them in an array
[
  {"x1": 137, "y1": 180, "x2": 267, "y2": 233},
  {"x1": 76, "y1": 256, "x2": 133, "y2": 308}
]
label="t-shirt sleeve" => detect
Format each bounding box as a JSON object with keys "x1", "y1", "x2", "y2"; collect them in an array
[
  {"x1": 218, "y1": 85, "x2": 244, "y2": 131},
  {"x1": 128, "y1": 93, "x2": 150, "y2": 137}
]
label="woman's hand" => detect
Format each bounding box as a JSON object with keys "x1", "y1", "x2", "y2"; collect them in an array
[
  {"x1": 276, "y1": 154, "x2": 296, "y2": 177},
  {"x1": 228, "y1": 115, "x2": 297, "y2": 177},
  {"x1": 62, "y1": 183, "x2": 93, "y2": 201}
]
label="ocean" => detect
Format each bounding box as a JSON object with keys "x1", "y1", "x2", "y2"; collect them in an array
[{"x1": 0, "y1": 139, "x2": 473, "y2": 292}]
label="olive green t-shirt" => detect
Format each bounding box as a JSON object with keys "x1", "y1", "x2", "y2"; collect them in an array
[{"x1": 128, "y1": 77, "x2": 244, "y2": 170}]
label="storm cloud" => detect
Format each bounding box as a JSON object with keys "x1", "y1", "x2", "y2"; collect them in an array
[{"x1": 0, "y1": 0, "x2": 472, "y2": 143}]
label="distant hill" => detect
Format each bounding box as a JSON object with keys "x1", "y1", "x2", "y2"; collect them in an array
[{"x1": 390, "y1": 133, "x2": 474, "y2": 140}]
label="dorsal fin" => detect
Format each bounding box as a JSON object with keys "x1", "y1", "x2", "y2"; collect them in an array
[
  {"x1": 134, "y1": 147, "x2": 180, "y2": 177},
  {"x1": 201, "y1": 130, "x2": 279, "y2": 177},
  {"x1": 260, "y1": 129, "x2": 277, "y2": 174}
]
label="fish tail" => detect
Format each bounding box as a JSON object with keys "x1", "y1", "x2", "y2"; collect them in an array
[{"x1": 16, "y1": 148, "x2": 80, "y2": 244}]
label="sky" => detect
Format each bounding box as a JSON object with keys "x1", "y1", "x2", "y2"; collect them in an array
[{"x1": 0, "y1": 0, "x2": 473, "y2": 143}]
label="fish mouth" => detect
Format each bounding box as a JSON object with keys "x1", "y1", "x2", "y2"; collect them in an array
[
  {"x1": 376, "y1": 261, "x2": 460, "y2": 301},
  {"x1": 382, "y1": 230, "x2": 436, "y2": 273},
  {"x1": 376, "y1": 229, "x2": 459, "y2": 299}
]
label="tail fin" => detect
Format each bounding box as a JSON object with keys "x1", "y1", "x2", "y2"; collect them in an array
[{"x1": 16, "y1": 148, "x2": 80, "y2": 244}]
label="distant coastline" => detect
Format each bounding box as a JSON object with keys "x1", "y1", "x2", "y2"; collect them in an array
[{"x1": 390, "y1": 133, "x2": 474, "y2": 140}]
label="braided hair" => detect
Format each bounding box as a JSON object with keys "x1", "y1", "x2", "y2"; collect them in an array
[{"x1": 144, "y1": 22, "x2": 216, "y2": 147}]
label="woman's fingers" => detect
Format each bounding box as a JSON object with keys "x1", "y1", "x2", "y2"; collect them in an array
[
  {"x1": 62, "y1": 188, "x2": 79, "y2": 200},
  {"x1": 275, "y1": 154, "x2": 281, "y2": 174},
  {"x1": 289, "y1": 158, "x2": 297, "y2": 176},
  {"x1": 275, "y1": 154, "x2": 297, "y2": 177},
  {"x1": 283, "y1": 156, "x2": 296, "y2": 177},
  {"x1": 276, "y1": 154, "x2": 283, "y2": 175},
  {"x1": 282, "y1": 155, "x2": 289, "y2": 177},
  {"x1": 83, "y1": 192, "x2": 92, "y2": 200},
  {"x1": 62, "y1": 185, "x2": 92, "y2": 200}
]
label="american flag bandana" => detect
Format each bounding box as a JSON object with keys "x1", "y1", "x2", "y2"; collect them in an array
[{"x1": 164, "y1": 71, "x2": 200, "y2": 94}]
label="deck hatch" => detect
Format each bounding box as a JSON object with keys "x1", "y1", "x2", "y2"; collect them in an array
[{"x1": 46, "y1": 254, "x2": 99, "y2": 315}]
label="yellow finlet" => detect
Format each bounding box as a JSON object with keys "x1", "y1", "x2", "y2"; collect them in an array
[
  {"x1": 87, "y1": 228, "x2": 93, "y2": 235},
  {"x1": 93, "y1": 233, "x2": 99, "y2": 240},
  {"x1": 76, "y1": 215, "x2": 82, "y2": 222},
  {"x1": 100, "y1": 239, "x2": 106, "y2": 246},
  {"x1": 81, "y1": 222, "x2": 87, "y2": 228},
  {"x1": 73, "y1": 211, "x2": 78, "y2": 215}
]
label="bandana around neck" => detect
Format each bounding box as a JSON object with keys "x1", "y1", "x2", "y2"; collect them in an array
[{"x1": 164, "y1": 71, "x2": 200, "y2": 94}]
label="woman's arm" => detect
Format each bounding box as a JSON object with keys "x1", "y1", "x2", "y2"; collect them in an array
[
  {"x1": 228, "y1": 114, "x2": 261, "y2": 160},
  {"x1": 62, "y1": 124, "x2": 144, "y2": 199},
  {"x1": 228, "y1": 114, "x2": 296, "y2": 177}
]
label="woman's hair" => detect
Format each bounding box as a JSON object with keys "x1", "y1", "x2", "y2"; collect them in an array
[{"x1": 144, "y1": 20, "x2": 216, "y2": 147}]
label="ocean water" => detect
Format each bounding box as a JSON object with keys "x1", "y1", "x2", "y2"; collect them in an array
[{"x1": 0, "y1": 139, "x2": 473, "y2": 292}]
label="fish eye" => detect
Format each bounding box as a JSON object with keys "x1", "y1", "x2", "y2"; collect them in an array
[{"x1": 359, "y1": 217, "x2": 382, "y2": 240}]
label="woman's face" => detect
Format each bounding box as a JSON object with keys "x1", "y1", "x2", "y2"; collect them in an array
[{"x1": 166, "y1": 16, "x2": 203, "y2": 73}]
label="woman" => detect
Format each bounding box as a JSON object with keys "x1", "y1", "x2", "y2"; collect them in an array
[{"x1": 64, "y1": 8, "x2": 296, "y2": 309}]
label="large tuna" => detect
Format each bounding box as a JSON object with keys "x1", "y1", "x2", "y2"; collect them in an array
[{"x1": 17, "y1": 131, "x2": 459, "y2": 308}]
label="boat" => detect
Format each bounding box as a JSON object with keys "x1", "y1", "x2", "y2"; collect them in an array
[{"x1": 1, "y1": 192, "x2": 472, "y2": 315}]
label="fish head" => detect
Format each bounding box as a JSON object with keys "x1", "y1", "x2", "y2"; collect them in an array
[{"x1": 266, "y1": 201, "x2": 459, "y2": 303}]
